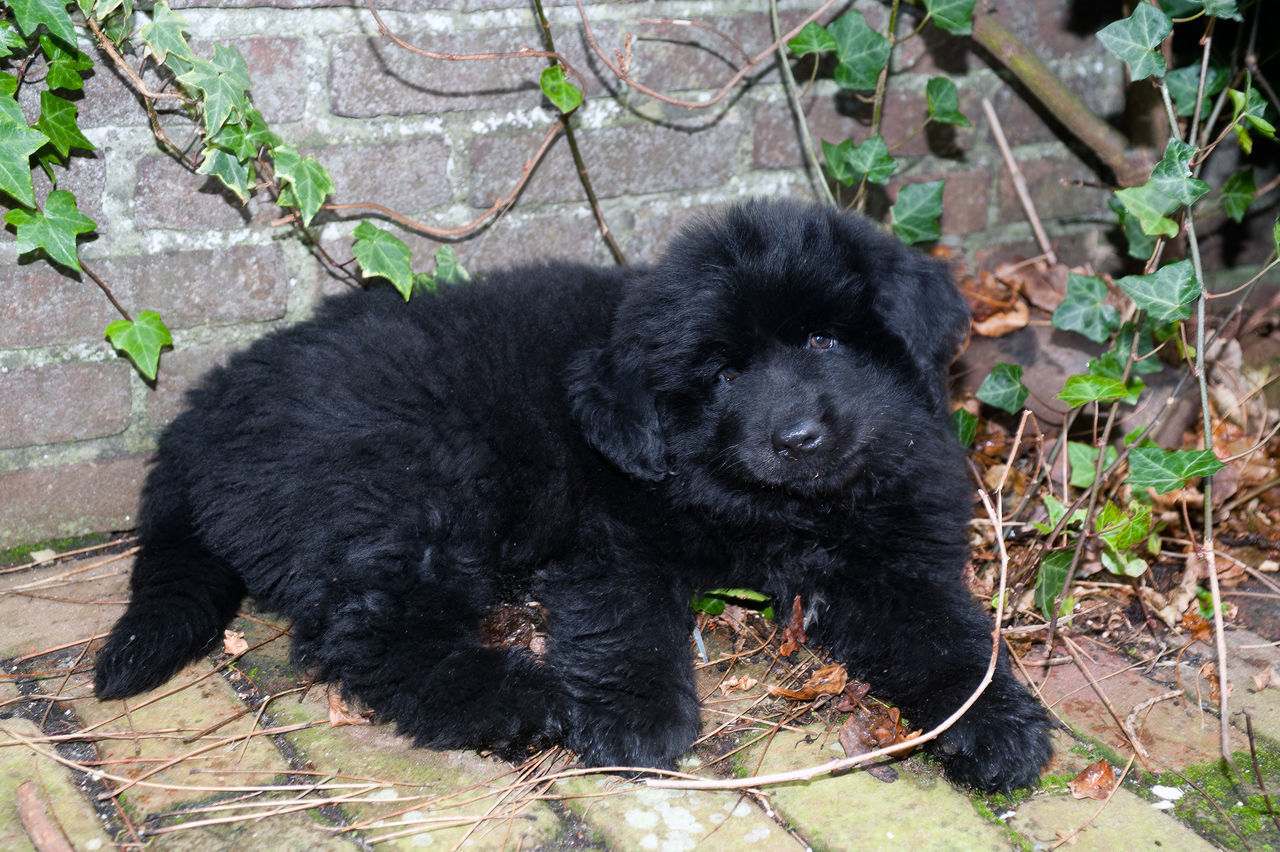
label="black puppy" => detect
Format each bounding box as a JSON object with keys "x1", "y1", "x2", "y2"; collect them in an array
[{"x1": 95, "y1": 200, "x2": 1052, "y2": 791}]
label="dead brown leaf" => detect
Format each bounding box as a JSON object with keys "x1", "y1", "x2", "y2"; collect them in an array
[
  {"x1": 837, "y1": 699, "x2": 919, "y2": 782},
  {"x1": 1179, "y1": 613, "x2": 1214, "y2": 644},
  {"x1": 961, "y1": 270, "x2": 1029, "y2": 338},
  {"x1": 223, "y1": 629, "x2": 249, "y2": 656},
  {"x1": 994, "y1": 258, "x2": 1070, "y2": 313},
  {"x1": 327, "y1": 692, "x2": 373, "y2": 728},
  {"x1": 835, "y1": 680, "x2": 872, "y2": 712},
  {"x1": 1251, "y1": 664, "x2": 1279, "y2": 692},
  {"x1": 718, "y1": 675, "x2": 759, "y2": 695},
  {"x1": 1068, "y1": 759, "x2": 1116, "y2": 800},
  {"x1": 779, "y1": 595, "x2": 806, "y2": 657},
  {"x1": 768, "y1": 663, "x2": 848, "y2": 701}
]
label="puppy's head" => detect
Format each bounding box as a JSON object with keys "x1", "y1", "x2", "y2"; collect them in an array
[{"x1": 568, "y1": 199, "x2": 970, "y2": 503}]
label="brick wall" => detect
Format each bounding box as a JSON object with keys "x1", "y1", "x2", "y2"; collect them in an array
[{"x1": 0, "y1": 0, "x2": 1126, "y2": 549}]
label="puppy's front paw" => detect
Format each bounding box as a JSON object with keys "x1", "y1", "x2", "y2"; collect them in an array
[
  {"x1": 930, "y1": 679, "x2": 1053, "y2": 792},
  {"x1": 566, "y1": 692, "x2": 701, "y2": 770}
]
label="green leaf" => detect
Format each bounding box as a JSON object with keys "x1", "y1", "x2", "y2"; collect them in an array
[
  {"x1": 787, "y1": 21, "x2": 837, "y2": 57},
  {"x1": 352, "y1": 221, "x2": 414, "y2": 300},
  {"x1": 140, "y1": 2, "x2": 194, "y2": 66},
  {"x1": 1113, "y1": 183, "x2": 1179, "y2": 238},
  {"x1": 432, "y1": 245, "x2": 470, "y2": 286},
  {"x1": 0, "y1": 112, "x2": 51, "y2": 207},
  {"x1": 951, "y1": 409, "x2": 978, "y2": 447},
  {"x1": 1034, "y1": 550, "x2": 1074, "y2": 621},
  {"x1": 1051, "y1": 273, "x2": 1120, "y2": 343},
  {"x1": 1220, "y1": 168, "x2": 1254, "y2": 223},
  {"x1": 925, "y1": 77, "x2": 970, "y2": 127},
  {"x1": 539, "y1": 65, "x2": 582, "y2": 114},
  {"x1": 821, "y1": 136, "x2": 897, "y2": 186},
  {"x1": 1031, "y1": 494, "x2": 1087, "y2": 535},
  {"x1": 890, "y1": 179, "x2": 944, "y2": 245},
  {"x1": 1109, "y1": 197, "x2": 1158, "y2": 260},
  {"x1": 1097, "y1": 3, "x2": 1172, "y2": 80},
  {"x1": 1116, "y1": 259, "x2": 1199, "y2": 324},
  {"x1": 1227, "y1": 85, "x2": 1277, "y2": 154},
  {"x1": 39, "y1": 34, "x2": 93, "y2": 91},
  {"x1": 0, "y1": 22, "x2": 27, "y2": 60},
  {"x1": 34, "y1": 91, "x2": 95, "y2": 158},
  {"x1": 1166, "y1": 59, "x2": 1228, "y2": 117},
  {"x1": 1109, "y1": 323, "x2": 1164, "y2": 376},
  {"x1": 1066, "y1": 442, "x2": 1119, "y2": 489},
  {"x1": 1127, "y1": 446, "x2": 1224, "y2": 494},
  {"x1": 105, "y1": 310, "x2": 172, "y2": 381},
  {"x1": 1097, "y1": 501, "x2": 1152, "y2": 552},
  {"x1": 272, "y1": 144, "x2": 334, "y2": 226},
  {"x1": 923, "y1": 0, "x2": 976, "y2": 35},
  {"x1": 8, "y1": 0, "x2": 77, "y2": 50},
  {"x1": 828, "y1": 11, "x2": 890, "y2": 92},
  {"x1": 1057, "y1": 374, "x2": 1130, "y2": 408},
  {"x1": 1148, "y1": 138, "x2": 1209, "y2": 207},
  {"x1": 976, "y1": 362, "x2": 1028, "y2": 414},
  {"x1": 176, "y1": 45, "x2": 252, "y2": 135},
  {"x1": 1202, "y1": 0, "x2": 1242, "y2": 21},
  {"x1": 196, "y1": 145, "x2": 250, "y2": 201},
  {"x1": 3, "y1": 188, "x2": 97, "y2": 269}
]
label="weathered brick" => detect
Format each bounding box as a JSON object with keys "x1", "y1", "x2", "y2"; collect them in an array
[
  {"x1": 988, "y1": 59, "x2": 1127, "y2": 149},
  {"x1": 133, "y1": 153, "x2": 272, "y2": 230},
  {"x1": 452, "y1": 204, "x2": 619, "y2": 268},
  {"x1": 0, "y1": 362, "x2": 132, "y2": 450},
  {"x1": 627, "y1": 201, "x2": 723, "y2": 264},
  {"x1": 885, "y1": 168, "x2": 993, "y2": 236},
  {"x1": 471, "y1": 117, "x2": 744, "y2": 207},
  {"x1": 328, "y1": 30, "x2": 545, "y2": 118},
  {"x1": 996, "y1": 154, "x2": 1110, "y2": 225},
  {"x1": 315, "y1": 135, "x2": 454, "y2": 215},
  {"x1": 0, "y1": 456, "x2": 146, "y2": 548},
  {"x1": 145, "y1": 342, "x2": 236, "y2": 427},
  {"x1": 191, "y1": 37, "x2": 309, "y2": 126}
]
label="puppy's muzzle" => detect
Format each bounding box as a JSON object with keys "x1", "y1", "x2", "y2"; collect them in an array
[{"x1": 771, "y1": 418, "x2": 825, "y2": 460}]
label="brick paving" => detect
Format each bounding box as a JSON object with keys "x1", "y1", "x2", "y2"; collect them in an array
[{"x1": 2, "y1": 547, "x2": 1278, "y2": 850}]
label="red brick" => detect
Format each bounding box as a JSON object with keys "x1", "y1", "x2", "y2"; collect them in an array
[
  {"x1": 0, "y1": 362, "x2": 132, "y2": 450},
  {"x1": 452, "y1": 204, "x2": 621, "y2": 268},
  {"x1": 191, "y1": 37, "x2": 308, "y2": 126},
  {"x1": 885, "y1": 168, "x2": 993, "y2": 237},
  {"x1": 996, "y1": 155, "x2": 1111, "y2": 225},
  {"x1": 133, "y1": 154, "x2": 274, "y2": 231},
  {"x1": 0, "y1": 456, "x2": 146, "y2": 549},
  {"x1": 145, "y1": 343, "x2": 235, "y2": 427},
  {"x1": 316, "y1": 135, "x2": 454, "y2": 215}
]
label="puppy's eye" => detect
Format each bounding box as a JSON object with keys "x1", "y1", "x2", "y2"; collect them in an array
[
  {"x1": 807, "y1": 333, "x2": 837, "y2": 350},
  {"x1": 717, "y1": 365, "x2": 741, "y2": 383}
]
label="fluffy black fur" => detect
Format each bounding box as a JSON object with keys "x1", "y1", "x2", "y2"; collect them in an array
[{"x1": 95, "y1": 199, "x2": 1052, "y2": 791}]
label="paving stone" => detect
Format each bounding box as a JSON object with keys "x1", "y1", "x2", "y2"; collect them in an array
[
  {"x1": 0, "y1": 718, "x2": 115, "y2": 852},
  {"x1": 745, "y1": 728, "x2": 1009, "y2": 851},
  {"x1": 556, "y1": 775, "x2": 800, "y2": 851},
  {"x1": 1187, "y1": 630, "x2": 1280, "y2": 744},
  {"x1": 1007, "y1": 786, "x2": 1217, "y2": 851},
  {"x1": 0, "y1": 553, "x2": 131, "y2": 660}
]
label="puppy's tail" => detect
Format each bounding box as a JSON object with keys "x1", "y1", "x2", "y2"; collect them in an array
[{"x1": 94, "y1": 467, "x2": 245, "y2": 700}]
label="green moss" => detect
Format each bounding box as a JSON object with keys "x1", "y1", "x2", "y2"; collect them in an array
[
  {"x1": 0, "y1": 532, "x2": 113, "y2": 566},
  {"x1": 1152, "y1": 744, "x2": 1280, "y2": 851}
]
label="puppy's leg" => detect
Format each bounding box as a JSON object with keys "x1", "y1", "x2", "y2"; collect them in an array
[
  {"x1": 804, "y1": 568, "x2": 1052, "y2": 792},
  {"x1": 540, "y1": 530, "x2": 702, "y2": 769}
]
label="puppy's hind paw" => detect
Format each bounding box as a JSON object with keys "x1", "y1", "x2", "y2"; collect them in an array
[{"x1": 931, "y1": 686, "x2": 1054, "y2": 792}]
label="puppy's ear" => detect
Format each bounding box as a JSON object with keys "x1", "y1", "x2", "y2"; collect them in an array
[
  {"x1": 878, "y1": 252, "x2": 971, "y2": 377},
  {"x1": 566, "y1": 347, "x2": 669, "y2": 481}
]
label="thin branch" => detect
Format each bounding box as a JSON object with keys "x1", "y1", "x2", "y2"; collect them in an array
[
  {"x1": 78, "y1": 261, "x2": 131, "y2": 322},
  {"x1": 981, "y1": 98, "x2": 1056, "y2": 264},
  {"x1": 768, "y1": 0, "x2": 835, "y2": 207}
]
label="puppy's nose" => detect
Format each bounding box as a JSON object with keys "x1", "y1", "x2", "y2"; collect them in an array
[{"x1": 772, "y1": 419, "x2": 824, "y2": 458}]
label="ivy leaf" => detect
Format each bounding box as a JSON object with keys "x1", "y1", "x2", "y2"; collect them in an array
[
  {"x1": 1034, "y1": 550, "x2": 1074, "y2": 622},
  {"x1": 1220, "y1": 168, "x2": 1254, "y2": 222},
  {"x1": 951, "y1": 409, "x2": 978, "y2": 446},
  {"x1": 1166, "y1": 59, "x2": 1228, "y2": 118},
  {"x1": 539, "y1": 65, "x2": 582, "y2": 114},
  {"x1": 1148, "y1": 138, "x2": 1208, "y2": 207},
  {"x1": 4, "y1": 189, "x2": 97, "y2": 269},
  {"x1": 0, "y1": 113, "x2": 51, "y2": 207},
  {"x1": 976, "y1": 362, "x2": 1028, "y2": 414},
  {"x1": 1097, "y1": 501, "x2": 1152, "y2": 552},
  {"x1": 828, "y1": 11, "x2": 890, "y2": 92},
  {"x1": 196, "y1": 145, "x2": 250, "y2": 201},
  {"x1": 272, "y1": 144, "x2": 333, "y2": 226},
  {"x1": 821, "y1": 136, "x2": 897, "y2": 186},
  {"x1": 176, "y1": 45, "x2": 252, "y2": 135},
  {"x1": 0, "y1": 22, "x2": 27, "y2": 59},
  {"x1": 787, "y1": 21, "x2": 837, "y2": 57},
  {"x1": 1097, "y1": 4, "x2": 1172, "y2": 80},
  {"x1": 1057, "y1": 374, "x2": 1130, "y2": 408},
  {"x1": 140, "y1": 2, "x2": 194, "y2": 66},
  {"x1": 432, "y1": 245, "x2": 470, "y2": 286},
  {"x1": 1031, "y1": 494, "x2": 1087, "y2": 535},
  {"x1": 1227, "y1": 86, "x2": 1277, "y2": 154},
  {"x1": 1109, "y1": 197, "x2": 1158, "y2": 260},
  {"x1": 1127, "y1": 446, "x2": 1224, "y2": 494},
  {"x1": 39, "y1": 34, "x2": 94, "y2": 91},
  {"x1": 34, "y1": 91, "x2": 95, "y2": 158},
  {"x1": 1112, "y1": 183, "x2": 1179, "y2": 238},
  {"x1": 1067, "y1": 442, "x2": 1118, "y2": 489},
  {"x1": 1109, "y1": 323, "x2": 1163, "y2": 375},
  {"x1": 1051, "y1": 273, "x2": 1120, "y2": 343},
  {"x1": 891, "y1": 179, "x2": 944, "y2": 245},
  {"x1": 923, "y1": 0, "x2": 976, "y2": 35},
  {"x1": 105, "y1": 310, "x2": 172, "y2": 381},
  {"x1": 8, "y1": 0, "x2": 77, "y2": 50},
  {"x1": 352, "y1": 221, "x2": 414, "y2": 300},
  {"x1": 925, "y1": 76, "x2": 970, "y2": 127},
  {"x1": 1116, "y1": 259, "x2": 1199, "y2": 324},
  {"x1": 1202, "y1": 0, "x2": 1243, "y2": 21}
]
